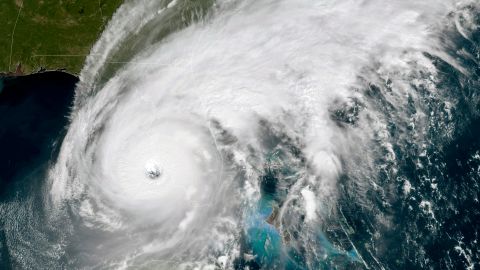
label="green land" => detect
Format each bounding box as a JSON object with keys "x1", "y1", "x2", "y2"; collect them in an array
[{"x1": 0, "y1": 0, "x2": 124, "y2": 75}]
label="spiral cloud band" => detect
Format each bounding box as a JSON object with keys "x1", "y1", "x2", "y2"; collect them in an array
[{"x1": 40, "y1": 0, "x2": 480, "y2": 268}]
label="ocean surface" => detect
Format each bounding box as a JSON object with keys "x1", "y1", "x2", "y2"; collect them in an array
[{"x1": 0, "y1": 72, "x2": 76, "y2": 268}]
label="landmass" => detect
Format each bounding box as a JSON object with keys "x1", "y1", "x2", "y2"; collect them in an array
[{"x1": 0, "y1": 0, "x2": 124, "y2": 75}]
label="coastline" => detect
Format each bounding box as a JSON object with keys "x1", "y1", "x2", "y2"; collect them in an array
[{"x1": 0, "y1": 64, "x2": 79, "y2": 79}]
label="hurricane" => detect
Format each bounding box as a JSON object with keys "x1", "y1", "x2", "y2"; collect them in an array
[{"x1": 2, "y1": 0, "x2": 480, "y2": 269}]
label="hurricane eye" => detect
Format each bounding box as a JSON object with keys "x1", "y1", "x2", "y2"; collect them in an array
[{"x1": 145, "y1": 160, "x2": 162, "y2": 179}]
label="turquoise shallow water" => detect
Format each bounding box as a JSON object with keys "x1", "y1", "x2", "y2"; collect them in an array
[
  {"x1": 0, "y1": 2, "x2": 479, "y2": 269},
  {"x1": 1, "y1": 40, "x2": 480, "y2": 269}
]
